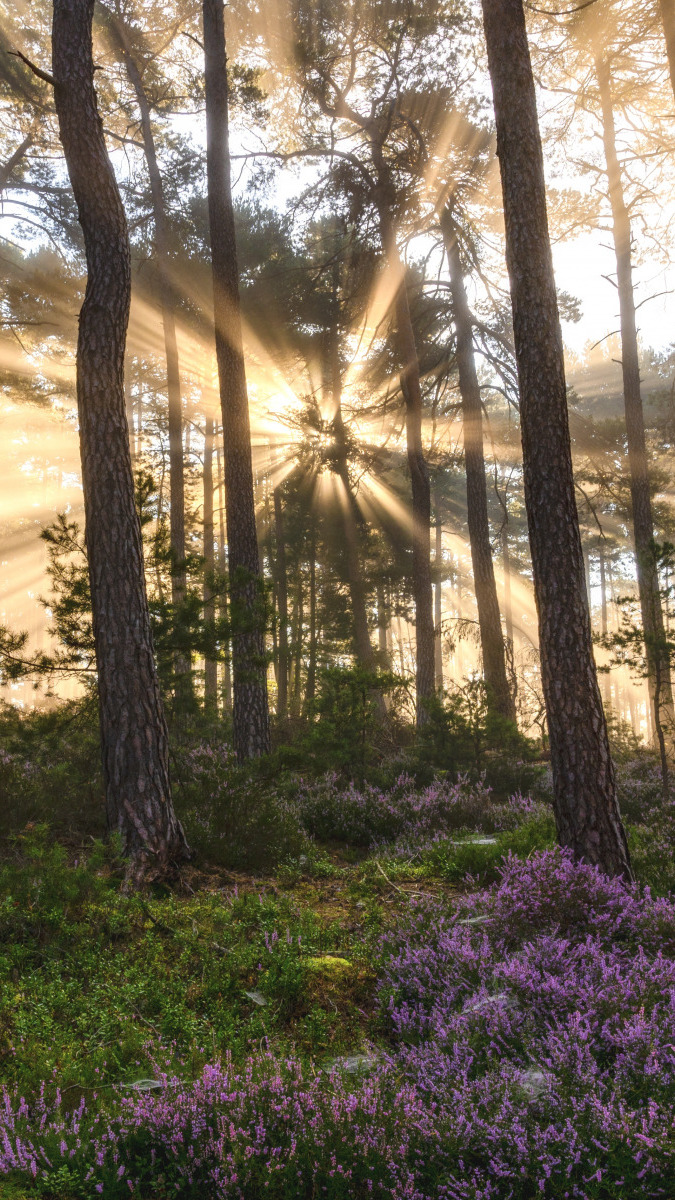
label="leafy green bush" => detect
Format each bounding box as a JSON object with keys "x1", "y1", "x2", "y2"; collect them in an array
[
  {"x1": 0, "y1": 825, "x2": 118, "y2": 943},
  {"x1": 423, "y1": 812, "x2": 556, "y2": 884},
  {"x1": 173, "y1": 742, "x2": 306, "y2": 870},
  {"x1": 0, "y1": 700, "x2": 104, "y2": 838},
  {"x1": 415, "y1": 680, "x2": 542, "y2": 796},
  {"x1": 270, "y1": 666, "x2": 408, "y2": 781}
]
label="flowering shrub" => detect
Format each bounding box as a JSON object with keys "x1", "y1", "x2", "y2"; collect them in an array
[
  {"x1": 377, "y1": 849, "x2": 675, "y2": 1196},
  {"x1": 2, "y1": 851, "x2": 673, "y2": 1197},
  {"x1": 295, "y1": 772, "x2": 545, "y2": 849},
  {"x1": 0, "y1": 1056, "x2": 435, "y2": 1199}
]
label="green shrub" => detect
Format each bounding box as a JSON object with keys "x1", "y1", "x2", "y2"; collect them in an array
[
  {"x1": 415, "y1": 681, "x2": 542, "y2": 796},
  {"x1": 423, "y1": 812, "x2": 556, "y2": 884},
  {"x1": 0, "y1": 700, "x2": 103, "y2": 839},
  {"x1": 173, "y1": 742, "x2": 306, "y2": 870},
  {"x1": 269, "y1": 666, "x2": 407, "y2": 781}
]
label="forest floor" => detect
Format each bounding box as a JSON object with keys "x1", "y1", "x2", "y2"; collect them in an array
[{"x1": 0, "y1": 754, "x2": 674, "y2": 1197}]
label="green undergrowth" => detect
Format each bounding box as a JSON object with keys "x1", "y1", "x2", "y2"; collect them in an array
[
  {"x1": 0, "y1": 827, "x2": 384, "y2": 1100},
  {"x1": 0, "y1": 747, "x2": 670, "y2": 1181},
  {"x1": 0, "y1": 816, "x2": 559, "y2": 1105}
]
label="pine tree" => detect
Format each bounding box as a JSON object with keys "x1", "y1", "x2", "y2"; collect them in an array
[
  {"x1": 51, "y1": 0, "x2": 188, "y2": 879},
  {"x1": 202, "y1": 0, "x2": 270, "y2": 758},
  {"x1": 480, "y1": 0, "x2": 631, "y2": 878}
]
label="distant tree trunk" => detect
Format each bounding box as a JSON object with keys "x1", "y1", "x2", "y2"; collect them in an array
[
  {"x1": 377, "y1": 584, "x2": 391, "y2": 668},
  {"x1": 599, "y1": 547, "x2": 608, "y2": 637},
  {"x1": 124, "y1": 358, "x2": 135, "y2": 465},
  {"x1": 291, "y1": 574, "x2": 304, "y2": 714},
  {"x1": 372, "y1": 170, "x2": 435, "y2": 723},
  {"x1": 659, "y1": 0, "x2": 675, "y2": 102},
  {"x1": 111, "y1": 19, "x2": 188, "y2": 685},
  {"x1": 598, "y1": 543, "x2": 611, "y2": 710},
  {"x1": 596, "y1": 53, "x2": 673, "y2": 739},
  {"x1": 628, "y1": 687, "x2": 637, "y2": 734},
  {"x1": 273, "y1": 485, "x2": 289, "y2": 718},
  {"x1": 480, "y1": 0, "x2": 631, "y2": 879},
  {"x1": 395, "y1": 612, "x2": 406, "y2": 676},
  {"x1": 134, "y1": 370, "x2": 143, "y2": 459},
  {"x1": 215, "y1": 438, "x2": 232, "y2": 712},
  {"x1": 434, "y1": 491, "x2": 444, "y2": 691},
  {"x1": 501, "y1": 522, "x2": 514, "y2": 648},
  {"x1": 271, "y1": 578, "x2": 279, "y2": 682},
  {"x1": 203, "y1": 413, "x2": 218, "y2": 713},
  {"x1": 442, "y1": 211, "x2": 515, "y2": 721},
  {"x1": 203, "y1": 0, "x2": 270, "y2": 758},
  {"x1": 583, "y1": 544, "x2": 592, "y2": 617},
  {"x1": 306, "y1": 521, "x2": 317, "y2": 709},
  {"x1": 52, "y1": 0, "x2": 188, "y2": 879},
  {"x1": 328, "y1": 320, "x2": 377, "y2": 670}
]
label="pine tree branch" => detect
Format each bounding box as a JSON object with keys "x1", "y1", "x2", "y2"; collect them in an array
[{"x1": 8, "y1": 50, "x2": 55, "y2": 88}]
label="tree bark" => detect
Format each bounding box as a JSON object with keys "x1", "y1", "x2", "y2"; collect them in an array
[
  {"x1": 52, "y1": 0, "x2": 188, "y2": 878},
  {"x1": 442, "y1": 211, "x2": 515, "y2": 721},
  {"x1": 203, "y1": 0, "x2": 270, "y2": 757},
  {"x1": 373, "y1": 174, "x2": 435, "y2": 722},
  {"x1": 480, "y1": 0, "x2": 631, "y2": 878},
  {"x1": 273, "y1": 484, "x2": 289, "y2": 718},
  {"x1": 596, "y1": 53, "x2": 673, "y2": 738},
  {"x1": 203, "y1": 413, "x2": 218, "y2": 712},
  {"x1": 659, "y1": 0, "x2": 675, "y2": 103}
]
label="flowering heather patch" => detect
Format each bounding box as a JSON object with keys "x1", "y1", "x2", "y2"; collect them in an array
[
  {"x1": 0, "y1": 1055, "x2": 436, "y2": 1199},
  {"x1": 1, "y1": 851, "x2": 674, "y2": 1197},
  {"x1": 377, "y1": 848, "x2": 675, "y2": 1196},
  {"x1": 295, "y1": 772, "x2": 544, "y2": 848}
]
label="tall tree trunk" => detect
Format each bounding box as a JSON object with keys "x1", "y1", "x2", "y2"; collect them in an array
[
  {"x1": 203, "y1": 413, "x2": 218, "y2": 712},
  {"x1": 52, "y1": 0, "x2": 188, "y2": 879},
  {"x1": 329, "y1": 320, "x2": 377, "y2": 670},
  {"x1": 434, "y1": 490, "x2": 444, "y2": 691},
  {"x1": 273, "y1": 484, "x2": 289, "y2": 718},
  {"x1": 480, "y1": 0, "x2": 631, "y2": 878},
  {"x1": 373, "y1": 171, "x2": 435, "y2": 722},
  {"x1": 501, "y1": 522, "x2": 514, "y2": 649},
  {"x1": 442, "y1": 211, "x2": 515, "y2": 721},
  {"x1": 202, "y1": 0, "x2": 270, "y2": 758},
  {"x1": 111, "y1": 20, "x2": 188, "y2": 670},
  {"x1": 659, "y1": 0, "x2": 675, "y2": 102},
  {"x1": 596, "y1": 53, "x2": 673, "y2": 738}
]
